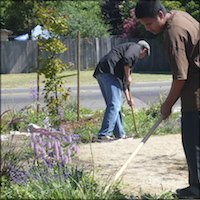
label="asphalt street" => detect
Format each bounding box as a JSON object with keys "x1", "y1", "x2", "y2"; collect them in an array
[{"x1": 1, "y1": 81, "x2": 181, "y2": 113}]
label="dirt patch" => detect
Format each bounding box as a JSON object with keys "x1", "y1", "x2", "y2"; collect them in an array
[{"x1": 77, "y1": 134, "x2": 188, "y2": 196}]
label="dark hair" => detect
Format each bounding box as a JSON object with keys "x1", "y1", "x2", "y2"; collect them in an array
[{"x1": 135, "y1": 0, "x2": 167, "y2": 19}]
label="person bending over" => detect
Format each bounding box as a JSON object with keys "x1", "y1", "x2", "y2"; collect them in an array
[
  {"x1": 93, "y1": 40, "x2": 150, "y2": 140},
  {"x1": 135, "y1": 0, "x2": 200, "y2": 199}
]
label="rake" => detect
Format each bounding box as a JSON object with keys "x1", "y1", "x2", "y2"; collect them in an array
[{"x1": 103, "y1": 115, "x2": 163, "y2": 194}]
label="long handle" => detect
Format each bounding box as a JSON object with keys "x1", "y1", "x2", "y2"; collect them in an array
[
  {"x1": 103, "y1": 116, "x2": 163, "y2": 194},
  {"x1": 128, "y1": 86, "x2": 137, "y2": 134}
]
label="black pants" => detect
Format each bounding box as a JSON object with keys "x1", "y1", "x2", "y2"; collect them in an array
[{"x1": 181, "y1": 111, "x2": 200, "y2": 190}]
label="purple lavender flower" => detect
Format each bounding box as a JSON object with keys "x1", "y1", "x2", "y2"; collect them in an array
[
  {"x1": 63, "y1": 155, "x2": 69, "y2": 165},
  {"x1": 33, "y1": 142, "x2": 39, "y2": 158},
  {"x1": 66, "y1": 148, "x2": 71, "y2": 162},
  {"x1": 30, "y1": 80, "x2": 38, "y2": 101},
  {"x1": 61, "y1": 127, "x2": 66, "y2": 134},
  {"x1": 55, "y1": 141, "x2": 60, "y2": 160},
  {"x1": 71, "y1": 143, "x2": 78, "y2": 154},
  {"x1": 67, "y1": 134, "x2": 72, "y2": 143},
  {"x1": 27, "y1": 122, "x2": 79, "y2": 185},
  {"x1": 30, "y1": 141, "x2": 34, "y2": 149},
  {"x1": 9, "y1": 165, "x2": 28, "y2": 185},
  {"x1": 43, "y1": 117, "x2": 50, "y2": 130},
  {"x1": 38, "y1": 136, "x2": 43, "y2": 146},
  {"x1": 47, "y1": 139, "x2": 52, "y2": 149},
  {"x1": 71, "y1": 134, "x2": 80, "y2": 141}
]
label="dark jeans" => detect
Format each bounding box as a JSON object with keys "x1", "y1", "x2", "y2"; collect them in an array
[{"x1": 181, "y1": 111, "x2": 200, "y2": 189}]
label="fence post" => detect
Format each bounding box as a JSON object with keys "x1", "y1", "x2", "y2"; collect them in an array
[
  {"x1": 77, "y1": 31, "x2": 80, "y2": 121},
  {"x1": 36, "y1": 44, "x2": 40, "y2": 114}
]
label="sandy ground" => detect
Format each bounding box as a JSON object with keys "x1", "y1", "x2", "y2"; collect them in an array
[{"x1": 77, "y1": 134, "x2": 188, "y2": 196}]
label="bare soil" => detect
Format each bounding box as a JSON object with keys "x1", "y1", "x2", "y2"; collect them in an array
[
  {"x1": 2, "y1": 118, "x2": 187, "y2": 197},
  {"x1": 77, "y1": 134, "x2": 188, "y2": 196}
]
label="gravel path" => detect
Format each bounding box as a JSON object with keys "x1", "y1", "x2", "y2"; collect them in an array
[{"x1": 77, "y1": 134, "x2": 188, "y2": 196}]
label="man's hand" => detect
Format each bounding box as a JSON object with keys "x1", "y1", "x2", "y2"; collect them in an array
[
  {"x1": 124, "y1": 87, "x2": 134, "y2": 107},
  {"x1": 160, "y1": 101, "x2": 172, "y2": 120},
  {"x1": 127, "y1": 98, "x2": 134, "y2": 107},
  {"x1": 160, "y1": 79, "x2": 185, "y2": 120}
]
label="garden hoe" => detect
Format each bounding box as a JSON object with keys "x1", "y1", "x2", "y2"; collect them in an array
[
  {"x1": 128, "y1": 86, "x2": 138, "y2": 135},
  {"x1": 103, "y1": 115, "x2": 163, "y2": 194}
]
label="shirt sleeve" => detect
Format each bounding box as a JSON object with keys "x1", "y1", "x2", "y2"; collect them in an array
[
  {"x1": 122, "y1": 45, "x2": 140, "y2": 67},
  {"x1": 166, "y1": 28, "x2": 189, "y2": 80}
]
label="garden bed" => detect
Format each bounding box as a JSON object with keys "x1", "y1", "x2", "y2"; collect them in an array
[{"x1": 77, "y1": 134, "x2": 187, "y2": 196}]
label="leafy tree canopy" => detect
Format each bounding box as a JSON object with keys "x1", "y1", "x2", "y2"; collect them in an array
[
  {"x1": 101, "y1": 0, "x2": 123, "y2": 35},
  {"x1": 1, "y1": 0, "x2": 64, "y2": 37},
  {"x1": 1, "y1": 0, "x2": 109, "y2": 38},
  {"x1": 59, "y1": 1, "x2": 110, "y2": 38},
  {"x1": 1, "y1": 0, "x2": 199, "y2": 39}
]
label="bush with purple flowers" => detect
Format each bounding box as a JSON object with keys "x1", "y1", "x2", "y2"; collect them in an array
[
  {"x1": 29, "y1": 125, "x2": 79, "y2": 164},
  {"x1": 1, "y1": 126, "x2": 125, "y2": 200},
  {"x1": 1, "y1": 109, "x2": 131, "y2": 200}
]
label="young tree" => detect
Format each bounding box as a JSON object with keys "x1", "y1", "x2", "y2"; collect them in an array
[{"x1": 37, "y1": 5, "x2": 70, "y2": 127}]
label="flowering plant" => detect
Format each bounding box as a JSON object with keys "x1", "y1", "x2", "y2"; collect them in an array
[
  {"x1": 7, "y1": 119, "x2": 79, "y2": 186},
  {"x1": 29, "y1": 125, "x2": 79, "y2": 166},
  {"x1": 122, "y1": 8, "x2": 140, "y2": 38}
]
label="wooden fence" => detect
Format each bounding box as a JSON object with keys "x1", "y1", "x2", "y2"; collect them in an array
[{"x1": 1, "y1": 36, "x2": 170, "y2": 74}]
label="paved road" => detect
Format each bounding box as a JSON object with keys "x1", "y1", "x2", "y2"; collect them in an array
[{"x1": 1, "y1": 81, "x2": 180, "y2": 113}]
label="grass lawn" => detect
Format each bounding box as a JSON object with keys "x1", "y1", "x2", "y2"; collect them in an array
[{"x1": 1, "y1": 70, "x2": 172, "y2": 89}]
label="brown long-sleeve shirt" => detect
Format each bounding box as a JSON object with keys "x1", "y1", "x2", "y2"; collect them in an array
[{"x1": 163, "y1": 10, "x2": 200, "y2": 111}]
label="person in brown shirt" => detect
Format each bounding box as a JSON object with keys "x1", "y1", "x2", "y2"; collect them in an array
[{"x1": 135, "y1": 0, "x2": 200, "y2": 199}]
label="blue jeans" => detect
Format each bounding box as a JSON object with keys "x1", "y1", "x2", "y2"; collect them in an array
[
  {"x1": 96, "y1": 73, "x2": 126, "y2": 138},
  {"x1": 181, "y1": 111, "x2": 200, "y2": 189}
]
